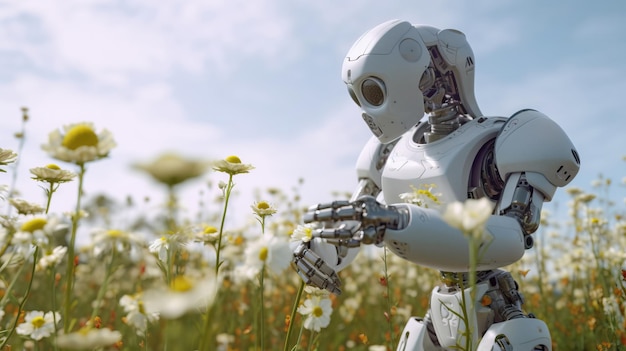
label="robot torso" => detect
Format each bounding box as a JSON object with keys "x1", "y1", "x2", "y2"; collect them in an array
[{"x1": 381, "y1": 116, "x2": 507, "y2": 206}]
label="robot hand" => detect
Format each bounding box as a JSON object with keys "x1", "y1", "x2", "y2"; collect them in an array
[{"x1": 292, "y1": 196, "x2": 409, "y2": 294}]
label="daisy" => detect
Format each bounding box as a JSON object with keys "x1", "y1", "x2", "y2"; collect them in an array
[
  {"x1": 142, "y1": 274, "x2": 218, "y2": 319},
  {"x1": 251, "y1": 201, "x2": 277, "y2": 218},
  {"x1": 442, "y1": 197, "x2": 494, "y2": 241},
  {"x1": 242, "y1": 234, "x2": 291, "y2": 278},
  {"x1": 30, "y1": 164, "x2": 76, "y2": 184},
  {"x1": 12, "y1": 215, "x2": 65, "y2": 254},
  {"x1": 41, "y1": 122, "x2": 116, "y2": 164},
  {"x1": 134, "y1": 152, "x2": 210, "y2": 187},
  {"x1": 297, "y1": 294, "x2": 333, "y2": 332},
  {"x1": 0, "y1": 148, "x2": 17, "y2": 172},
  {"x1": 213, "y1": 155, "x2": 254, "y2": 175},
  {"x1": 16, "y1": 310, "x2": 60, "y2": 341},
  {"x1": 36, "y1": 246, "x2": 68, "y2": 271},
  {"x1": 91, "y1": 228, "x2": 143, "y2": 258},
  {"x1": 290, "y1": 223, "x2": 316, "y2": 243},
  {"x1": 9, "y1": 198, "x2": 45, "y2": 215},
  {"x1": 119, "y1": 293, "x2": 159, "y2": 336},
  {"x1": 56, "y1": 327, "x2": 122, "y2": 349}
]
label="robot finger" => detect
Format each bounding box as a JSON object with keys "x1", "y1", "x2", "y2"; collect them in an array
[
  {"x1": 313, "y1": 227, "x2": 356, "y2": 240},
  {"x1": 293, "y1": 253, "x2": 342, "y2": 295},
  {"x1": 304, "y1": 206, "x2": 361, "y2": 223}
]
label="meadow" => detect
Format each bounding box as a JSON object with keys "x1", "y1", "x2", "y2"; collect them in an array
[{"x1": 0, "y1": 115, "x2": 624, "y2": 350}]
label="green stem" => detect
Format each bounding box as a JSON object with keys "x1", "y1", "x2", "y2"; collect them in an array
[
  {"x1": 259, "y1": 265, "x2": 266, "y2": 351},
  {"x1": 63, "y1": 163, "x2": 86, "y2": 333},
  {"x1": 0, "y1": 247, "x2": 39, "y2": 349},
  {"x1": 283, "y1": 281, "x2": 305, "y2": 351},
  {"x1": 200, "y1": 174, "x2": 234, "y2": 351},
  {"x1": 382, "y1": 247, "x2": 396, "y2": 349},
  {"x1": 214, "y1": 174, "x2": 233, "y2": 276},
  {"x1": 90, "y1": 248, "x2": 117, "y2": 320}
]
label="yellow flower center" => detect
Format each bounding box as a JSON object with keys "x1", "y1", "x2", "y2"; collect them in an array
[
  {"x1": 258, "y1": 247, "x2": 268, "y2": 261},
  {"x1": 170, "y1": 276, "x2": 194, "y2": 292},
  {"x1": 225, "y1": 155, "x2": 241, "y2": 164},
  {"x1": 304, "y1": 228, "x2": 313, "y2": 239},
  {"x1": 21, "y1": 218, "x2": 47, "y2": 232},
  {"x1": 312, "y1": 306, "x2": 324, "y2": 318},
  {"x1": 107, "y1": 229, "x2": 124, "y2": 238},
  {"x1": 62, "y1": 125, "x2": 99, "y2": 150},
  {"x1": 203, "y1": 226, "x2": 218, "y2": 234},
  {"x1": 31, "y1": 316, "x2": 46, "y2": 329},
  {"x1": 46, "y1": 163, "x2": 61, "y2": 170},
  {"x1": 256, "y1": 201, "x2": 270, "y2": 210}
]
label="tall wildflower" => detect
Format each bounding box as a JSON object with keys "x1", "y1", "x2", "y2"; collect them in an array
[
  {"x1": 442, "y1": 197, "x2": 494, "y2": 350},
  {"x1": 41, "y1": 122, "x2": 116, "y2": 333},
  {"x1": 199, "y1": 155, "x2": 253, "y2": 351},
  {"x1": 134, "y1": 152, "x2": 210, "y2": 229}
]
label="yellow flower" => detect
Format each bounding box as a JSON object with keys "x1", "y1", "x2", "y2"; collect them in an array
[
  {"x1": 30, "y1": 164, "x2": 76, "y2": 184},
  {"x1": 213, "y1": 155, "x2": 254, "y2": 175},
  {"x1": 41, "y1": 123, "x2": 116, "y2": 164},
  {"x1": 134, "y1": 152, "x2": 210, "y2": 187}
]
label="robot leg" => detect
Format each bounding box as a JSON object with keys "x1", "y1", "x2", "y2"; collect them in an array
[
  {"x1": 476, "y1": 318, "x2": 551, "y2": 351},
  {"x1": 396, "y1": 314, "x2": 442, "y2": 351}
]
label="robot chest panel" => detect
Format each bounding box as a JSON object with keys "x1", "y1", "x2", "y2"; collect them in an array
[{"x1": 381, "y1": 119, "x2": 503, "y2": 205}]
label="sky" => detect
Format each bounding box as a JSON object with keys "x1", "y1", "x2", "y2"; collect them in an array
[{"x1": 1, "y1": 0, "x2": 625, "y2": 229}]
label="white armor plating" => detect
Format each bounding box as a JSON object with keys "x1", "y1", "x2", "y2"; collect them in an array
[{"x1": 292, "y1": 19, "x2": 580, "y2": 350}]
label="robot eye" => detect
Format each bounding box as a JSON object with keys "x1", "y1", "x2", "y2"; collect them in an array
[
  {"x1": 361, "y1": 77, "x2": 386, "y2": 107},
  {"x1": 347, "y1": 86, "x2": 361, "y2": 107}
]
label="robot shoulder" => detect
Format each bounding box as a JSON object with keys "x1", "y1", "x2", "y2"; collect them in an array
[
  {"x1": 494, "y1": 109, "x2": 581, "y2": 200},
  {"x1": 355, "y1": 135, "x2": 399, "y2": 189}
]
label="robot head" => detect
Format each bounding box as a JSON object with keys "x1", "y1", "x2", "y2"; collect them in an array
[{"x1": 342, "y1": 19, "x2": 482, "y2": 143}]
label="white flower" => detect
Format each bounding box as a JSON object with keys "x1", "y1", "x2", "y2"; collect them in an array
[
  {"x1": 442, "y1": 197, "x2": 494, "y2": 240},
  {"x1": 41, "y1": 122, "x2": 116, "y2": 164},
  {"x1": 149, "y1": 236, "x2": 169, "y2": 261},
  {"x1": 251, "y1": 201, "x2": 277, "y2": 218},
  {"x1": 142, "y1": 274, "x2": 217, "y2": 319},
  {"x1": 120, "y1": 294, "x2": 159, "y2": 336},
  {"x1": 30, "y1": 164, "x2": 76, "y2": 184},
  {"x1": 56, "y1": 327, "x2": 122, "y2": 349},
  {"x1": 134, "y1": 152, "x2": 210, "y2": 187},
  {"x1": 297, "y1": 295, "x2": 333, "y2": 332},
  {"x1": 213, "y1": 155, "x2": 254, "y2": 175},
  {"x1": 9, "y1": 198, "x2": 45, "y2": 215},
  {"x1": 242, "y1": 234, "x2": 291, "y2": 278},
  {"x1": 399, "y1": 184, "x2": 442, "y2": 209},
  {"x1": 0, "y1": 148, "x2": 17, "y2": 171},
  {"x1": 291, "y1": 223, "x2": 316, "y2": 243},
  {"x1": 12, "y1": 215, "x2": 65, "y2": 255},
  {"x1": 16, "y1": 310, "x2": 60, "y2": 341},
  {"x1": 148, "y1": 232, "x2": 189, "y2": 261},
  {"x1": 37, "y1": 246, "x2": 67, "y2": 271},
  {"x1": 91, "y1": 228, "x2": 143, "y2": 258}
]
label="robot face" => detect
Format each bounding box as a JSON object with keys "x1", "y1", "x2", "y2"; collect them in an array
[{"x1": 342, "y1": 20, "x2": 431, "y2": 144}]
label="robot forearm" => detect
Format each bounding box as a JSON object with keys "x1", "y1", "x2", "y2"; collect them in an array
[{"x1": 384, "y1": 204, "x2": 525, "y2": 272}]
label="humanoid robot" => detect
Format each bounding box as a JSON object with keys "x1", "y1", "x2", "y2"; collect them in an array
[{"x1": 292, "y1": 20, "x2": 580, "y2": 350}]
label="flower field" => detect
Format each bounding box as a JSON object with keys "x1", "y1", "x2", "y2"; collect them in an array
[{"x1": 1, "y1": 113, "x2": 625, "y2": 350}]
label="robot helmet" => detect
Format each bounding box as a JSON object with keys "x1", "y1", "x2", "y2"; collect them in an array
[{"x1": 342, "y1": 19, "x2": 482, "y2": 144}]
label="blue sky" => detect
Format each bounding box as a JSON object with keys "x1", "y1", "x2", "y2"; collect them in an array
[{"x1": 1, "y1": 1, "x2": 625, "y2": 224}]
